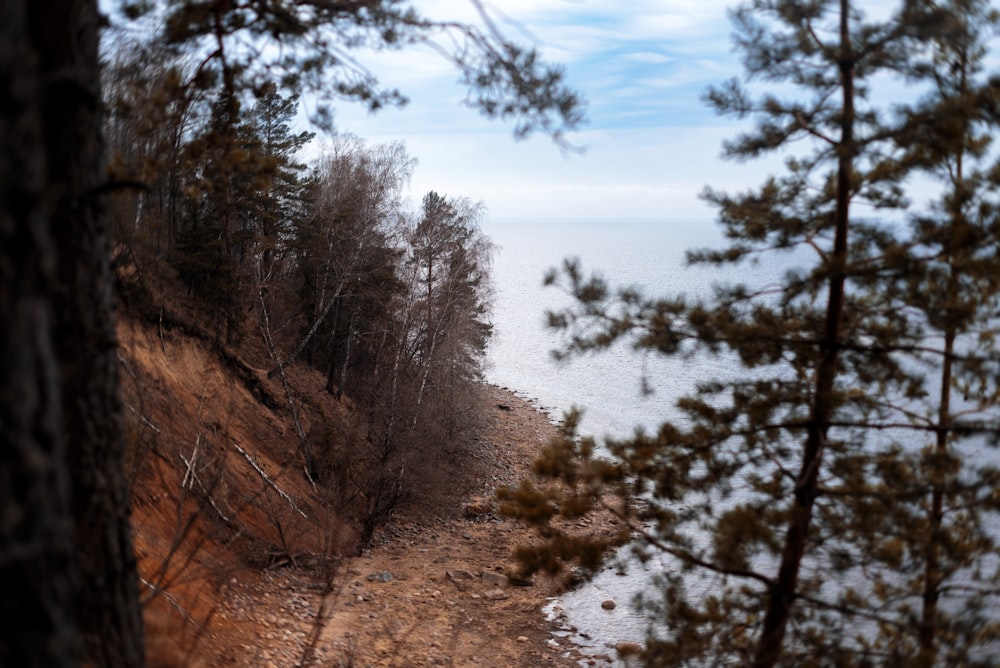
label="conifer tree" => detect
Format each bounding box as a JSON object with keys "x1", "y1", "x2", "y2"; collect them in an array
[
  {"x1": 117, "y1": 0, "x2": 583, "y2": 145},
  {"x1": 501, "y1": 1, "x2": 1000, "y2": 665},
  {"x1": 236, "y1": 82, "x2": 314, "y2": 267},
  {"x1": 832, "y1": 1, "x2": 1000, "y2": 662}
]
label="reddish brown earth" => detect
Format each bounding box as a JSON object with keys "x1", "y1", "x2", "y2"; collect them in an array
[{"x1": 120, "y1": 319, "x2": 626, "y2": 667}]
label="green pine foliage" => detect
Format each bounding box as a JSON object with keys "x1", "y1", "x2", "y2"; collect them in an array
[{"x1": 501, "y1": 1, "x2": 1000, "y2": 666}]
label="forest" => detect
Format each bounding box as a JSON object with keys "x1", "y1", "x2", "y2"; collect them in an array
[
  {"x1": 3, "y1": 0, "x2": 1000, "y2": 666},
  {"x1": 1, "y1": 0, "x2": 581, "y2": 665},
  {"x1": 105, "y1": 29, "x2": 500, "y2": 522}
]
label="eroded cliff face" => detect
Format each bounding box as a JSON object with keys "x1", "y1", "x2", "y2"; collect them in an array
[{"x1": 120, "y1": 317, "x2": 624, "y2": 666}]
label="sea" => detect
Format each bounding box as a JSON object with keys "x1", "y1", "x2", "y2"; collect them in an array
[
  {"x1": 483, "y1": 218, "x2": 796, "y2": 662},
  {"x1": 482, "y1": 216, "x2": 1000, "y2": 665},
  {"x1": 485, "y1": 218, "x2": 758, "y2": 437}
]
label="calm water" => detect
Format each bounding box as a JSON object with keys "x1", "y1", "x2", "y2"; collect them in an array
[
  {"x1": 483, "y1": 219, "x2": 787, "y2": 661},
  {"x1": 483, "y1": 218, "x2": 1000, "y2": 664},
  {"x1": 486, "y1": 219, "x2": 743, "y2": 437}
]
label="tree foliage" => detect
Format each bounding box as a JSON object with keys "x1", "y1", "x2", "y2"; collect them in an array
[
  {"x1": 0, "y1": 0, "x2": 587, "y2": 662},
  {"x1": 501, "y1": 1, "x2": 1000, "y2": 666},
  {"x1": 116, "y1": 0, "x2": 584, "y2": 143}
]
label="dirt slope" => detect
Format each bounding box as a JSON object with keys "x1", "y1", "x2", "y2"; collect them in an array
[{"x1": 118, "y1": 318, "x2": 625, "y2": 667}]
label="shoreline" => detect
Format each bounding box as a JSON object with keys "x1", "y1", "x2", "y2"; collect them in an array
[
  {"x1": 204, "y1": 384, "x2": 627, "y2": 667},
  {"x1": 314, "y1": 383, "x2": 628, "y2": 667}
]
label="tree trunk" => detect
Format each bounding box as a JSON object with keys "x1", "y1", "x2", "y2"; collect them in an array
[
  {"x1": 0, "y1": 0, "x2": 145, "y2": 665},
  {"x1": 752, "y1": 1, "x2": 854, "y2": 665}
]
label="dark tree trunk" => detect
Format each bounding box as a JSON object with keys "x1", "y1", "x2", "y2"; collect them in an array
[
  {"x1": 752, "y1": 1, "x2": 854, "y2": 665},
  {"x1": 0, "y1": 0, "x2": 145, "y2": 665},
  {"x1": 0, "y1": 3, "x2": 79, "y2": 663}
]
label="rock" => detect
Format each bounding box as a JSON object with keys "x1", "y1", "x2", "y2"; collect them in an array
[
  {"x1": 481, "y1": 571, "x2": 508, "y2": 588},
  {"x1": 463, "y1": 501, "x2": 493, "y2": 518},
  {"x1": 446, "y1": 569, "x2": 475, "y2": 582},
  {"x1": 367, "y1": 571, "x2": 393, "y2": 583},
  {"x1": 615, "y1": 642, "x2": 643, "y2": 657},
  {"x1": 601, "y1": 599, "x2": 617, "y2": 610},
  {"x1": 517, "y1": 636, "x2": 529, "y2": 642},
  {"x1": 508, "y1": 573, "x2": 534, "y2": 587},
  {"x1": 483, "y1": 588, "x2": 509, "y2": 601}
]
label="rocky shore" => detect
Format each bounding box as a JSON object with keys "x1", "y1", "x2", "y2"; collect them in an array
[{"x1": 194, "y1": 385, "x2": 628, "y2": 667}]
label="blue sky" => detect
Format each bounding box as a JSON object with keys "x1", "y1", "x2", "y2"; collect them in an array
[
  {"x1": 326, "y1": 0, "x2": 752, "y2": 223},
  {"x1": 103, "y1": 1, "x2": 966, "y2": 225}
]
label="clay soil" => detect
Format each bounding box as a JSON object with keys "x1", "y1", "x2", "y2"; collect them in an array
[
  {"x1": 207, "y1": 386, "x2": 625, "y2": 668},
  {"x1": 122, "y1": 319, "x2": 626, "y2": 668}
]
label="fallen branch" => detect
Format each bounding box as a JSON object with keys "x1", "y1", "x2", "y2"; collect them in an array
[
  {"x1": 182, "y1": 393, "x2": 207, "y2": 489},
  {"x1": 181, "y1": 432, "x2": 201, "y2": 489},
  {"x1": 139, "y1": 576, "x2": 204, "y2": 632},
  {"x1": 232, "y1": 440, "x2": 307, "y2": 518},
  {"x1": 159, "y1": 306, "x2": 167, "y2": 353},
  {"x1": 123, "y1": 401, "x2": 162, "y2": 434},
  {"x1": 176, "y1": 452, "x2": 232, "y2": 523}
]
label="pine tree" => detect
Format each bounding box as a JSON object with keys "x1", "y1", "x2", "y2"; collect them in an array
[
  {"x1": 235, "y1": 82, "x2": 314, "y2": 267},
  {"x1": 501, "y1": 1, "x2": 1000, "y2": 665},
  {"x1": 2, "y1": 0, "x2": 144, "y2": 664},
  {"x1": 834, "y1": 1, "x2": 1000, "y2": 662},
  {"x1": 117, "y1": 0, "x2": 583, "y2": 145}
]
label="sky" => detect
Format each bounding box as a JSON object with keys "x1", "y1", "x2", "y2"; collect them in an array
[
  {"x1": 323, "y1": 0, "x2": 755, "y2": 224},
  {"x1": 103, "y1": 1, "x2": 974, "y2": 226}
]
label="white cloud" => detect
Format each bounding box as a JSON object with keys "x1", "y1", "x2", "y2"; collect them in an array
[
  {"x1": 307, "y1": 0, "x2": 916, "y2": 223},
  {"x1": 314, "y1": 3, "x2": 752, "y2": 221},
  {"x1": 625, "y1": 52, "x2": 674, "y2": 64}
]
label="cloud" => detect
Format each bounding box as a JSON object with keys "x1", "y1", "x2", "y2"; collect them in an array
[
  {"x1": 625, "y1": 52, "x2": 674, "y2": 64},
  {"x1": 315, "y1": 1, "x2": 901, "y2": 223}
]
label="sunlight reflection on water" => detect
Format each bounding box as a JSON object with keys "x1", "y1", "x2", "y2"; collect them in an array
[
  {"x1": 484, "y1": 219, "x2": 784, "y2": 663},
  {"x1": 484, "y1": 218, "x2": 1000, "y2": 665}
]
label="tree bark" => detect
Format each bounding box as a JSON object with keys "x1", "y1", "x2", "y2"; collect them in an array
[
  {"x1": 752, "y1": 1, "x2": 854, "y2": 665},
  {"x1": 0, "y1": 3, "x2": 78, "y2": 664},
  {"x1": 0, "y1": 0, "x2": 145, "y2": 665}
]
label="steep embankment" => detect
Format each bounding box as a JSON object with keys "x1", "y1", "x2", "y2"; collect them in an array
[{"x1": 119, "y1": 317, "x2": 625, "y2": 667}]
